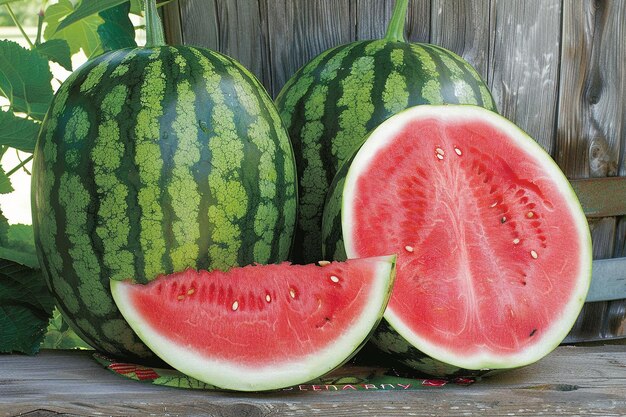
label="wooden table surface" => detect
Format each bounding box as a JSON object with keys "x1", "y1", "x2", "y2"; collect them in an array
[{"x1": 1, "y1": 345, "x2": 625, "y2": 416}]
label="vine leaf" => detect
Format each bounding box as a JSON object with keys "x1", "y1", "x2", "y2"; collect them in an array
[
  {"x1": 0, "y1": 259, "x2": 56, "y2": 355},
  {"x1": 0, "y1": 109, "x2": 40, "y2": 152},
  {"x1": 0, "y1": 40, "x2": 53, "y2": 121},
  {"x1": 44, "y1": 0, "x2": 104, "y2": 58},
  {"x1": 54, "y1": 0, "x2": 128, "y2": 33},
  {"x1": 35, "y1": 39, "x2": 72, "y2": 71}
]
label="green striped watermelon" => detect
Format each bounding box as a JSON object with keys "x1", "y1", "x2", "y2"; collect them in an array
[
  {"x1": 31, "y1": 9, "x2": 297, "y2": 362},
  {"x1": 276, "y1": 0, "x2": 496, "y2": 264}
]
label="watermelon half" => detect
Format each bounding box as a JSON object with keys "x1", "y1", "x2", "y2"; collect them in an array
[
  {"x1": 110, "y1": 256, "x2": 396, "y2": 391},
  {"x1": 322, "y1": 105, "x2": 592, "y2": 377}
]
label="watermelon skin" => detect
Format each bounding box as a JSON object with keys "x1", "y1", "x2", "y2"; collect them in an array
[
  {"x1": 31, "y1": 46, "x2": 297, "y2": 362},
  {"x1": 110, "y1": 256, "x2": 397, "y2": 391},
  {"x1": 322, "y1": 105, "x2": 591, "y2": 377},
  {"x1": 276, "y1": 40, "x2": 496, "y2": 264}
]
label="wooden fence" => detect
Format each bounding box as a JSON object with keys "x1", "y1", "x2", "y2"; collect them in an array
[{"x1": 162, "y1": 0, "x2": 626, "y2": 341}]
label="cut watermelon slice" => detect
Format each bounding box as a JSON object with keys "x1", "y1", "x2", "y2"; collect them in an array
[
  {"x1": 322, "y1": 105, "x2": 592, "y2": 376},
  {"x1": 110, "y1": 256, "x2": 396, "y2": 391}
]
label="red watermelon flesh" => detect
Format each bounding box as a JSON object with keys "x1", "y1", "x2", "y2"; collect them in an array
[
  {"x1": 110, "y1": 256, "x2": 395, "y2": 391},
  {"x1": 335, "y1": 105, "x2": 591, "y2": 371}
]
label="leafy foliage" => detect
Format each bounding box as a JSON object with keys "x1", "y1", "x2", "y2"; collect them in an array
[
  {"x1": 0, "y1": 0, "x2": 138, "y2": 355},
  {"x1": 0, "y1": 40, "x2": 54, "y2": 120},
  {"x1": 98, "y1": 2, "x2": 137, "y2": 53},
  {"x1": 41, "y1": 307, "x2": 92, "y2": 350},
  {"x1": 0, "y1": 109, "x2": 40, "y2": 152},
  {"x1": 0, "y1": 259, "x2": 55, "y2": 354},
  {"x1": 44, "y1": 0, "x2": 111, "y2": 58},
  {"x1": 0, "y1": 224, "x2": 38, "y2": 268},
  {"x1": 34, "y1": 39, "x2": 72, "y2": 72}
]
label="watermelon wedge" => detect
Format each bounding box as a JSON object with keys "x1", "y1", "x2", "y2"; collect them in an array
[
  {"x1": 110, "y1": 256, "x2": 396, "y2": 391},
  {"x1": 322, "y1": 105, "x2": 592, "y2": 377}
]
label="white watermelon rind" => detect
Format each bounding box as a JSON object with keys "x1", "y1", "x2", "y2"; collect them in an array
[
  {"x1": 110, "y1": 255, "x2": 396, "y2": 391},
  {"x1": 340, "y1": 104, "x2": 592, "y2": 372}
]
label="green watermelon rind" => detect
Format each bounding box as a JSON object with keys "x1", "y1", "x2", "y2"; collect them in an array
[
  {"x1": 324, "y1": 104, "x2": 592, "y2": 375},
  {"x1": 110, "y1": 255, "x2": 397, "y2": 392},
  {"x1": 31, "y1": 45, "x2": 298, "y2": 362},
  {"x1": 276, "y1": 38, "x2": 497, "y2": 265}
]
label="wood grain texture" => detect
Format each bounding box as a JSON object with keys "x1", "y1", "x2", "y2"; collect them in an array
[
  {"x1": 262, "y1": 0, "x2": 353, "y2": 96},
  {"x1": 487, "y1": 0, "x2": 561, "y2": 152},
  {"x1": 557, "y1": 0, "x2": 626, "y2": 343},
  {"x1": 161, "y1": 0, "x2": 183, "y2": 45},
  {"x1": 405, "y1": 0, "x2": 430, "y2": 43},
  {"x1": 177, "y1": 0, "x2": 219, "y2": 50},
  {"x1": 1, "y1": 347, "x2": 626, "y2": 416},
  {"x1": 430, "y1": 0, "x2": 491, "y2": 81},
  {"x1": 355, "y1": 0, "x2": 394, "y2": 40}
]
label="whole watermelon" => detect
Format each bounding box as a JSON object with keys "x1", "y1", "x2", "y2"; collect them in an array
[
  {"x1": 31, "y1": 19, "x2": 297, "y2": 361},
  {"x1": 276, "y1": 0, "x2": 496, "y2": 264}
]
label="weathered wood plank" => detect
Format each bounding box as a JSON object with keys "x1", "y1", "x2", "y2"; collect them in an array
[
  {"x1": 355, "y1": 0, "x2": 394, "y2": 40},
  {"x1": 405, "y1": 0, "x2": 431, "y2": 43},
  {"x1": 488, "y1": 0, "x2": 561, "y2": 152},
  {"x1": 161, "y1": 0, "x2": 183, "y2": 45},
  {"x1": 177, "y1": 0, "x2": 269, "y2": 87},
  {"x1": 177, "y1": 0, "x2": 219, "y2": 50},
  {"x1": 558, "y1": 0, "x2": 626, "y2": 344},
  {"x1": 430, "y1": 0, "x2": 491, "y2": 82},
  {"x1": 263, "y1": 0, "x2": 353, "y2": 96},
  {"x1": 1, "y1": 347, "x2": 625, "y2": 416}
]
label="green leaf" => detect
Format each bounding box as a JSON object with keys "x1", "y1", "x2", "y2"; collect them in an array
[
  {"x1": 0, "y1": 259, "x2": 55, "y2": 355},
  {"x1": 0, "y1": 109, "x2": 40, "y2": 152},
  {"x1": 55, "y1": 0, "x2": 128, "y2": 33},
  {"x1": 0, "y1": 0, "x2": 23, "y2": 5},
  {"x1": 0, "y1": 168, "x2": 13, "y2": 195},
  {"x1": 40, "y1": 307, "x2": 92, "y2": 350},
  {"x1": 0, "y1": 40, "x2": 53, "y2": 121},
  {"x1": 0, "y1": 224, "x2": 38, "y2": 268},
  {"x1": 44, "y1": 0, "x2": 104, "y2": 58},
  {"x1": 34, "y1": 39, "x2": 72, "y2": 71},
  {"x1": 0, "y1": 208, "x2": 9, "y2": 244},
  {"x1": 98, "y1": 2, "x2": 137, "y2": 52}
]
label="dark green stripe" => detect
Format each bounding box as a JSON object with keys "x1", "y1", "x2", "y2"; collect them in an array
[
  {"x1": 419, "y1": 44, "x2": 468, "y2": 105},
  {"x1": 438, "y1": 45, "x2": 495, "y2": 110},
  {"x1": 180, "y1": 47, "x2": 214, "y2": 271},
  {"x1": 164, "y1": 47, "x2": 203, "y2": 272},
  {"x1": 364, "y1": 42, "x2": 400, "y2": 133},
  {"x1": 190, "y1": 48, "x2": 246, "y2": 271},
  {"x1": 402, "y1": 43, "x2": 439, "y2": 106},
  {"x1": 288, "y1": 41, "x2": 366, "y2": 263},
  {"x1": 116, "y1": 48, "x2": 158, "y2": 284},
  {"x1": 133, "y1": 48, "x2": 168, "y2": 281}
]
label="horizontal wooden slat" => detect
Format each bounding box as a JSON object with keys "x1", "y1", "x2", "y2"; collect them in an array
[
  {"x1": 1, "y1": 348, "x2": 626, "y2": 416},
  {"x1": 571, "y1": 177, "x2": 626, "y2": 217}
]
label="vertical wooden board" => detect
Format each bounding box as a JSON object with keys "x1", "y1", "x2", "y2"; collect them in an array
[
  {"x1": 162, "y1": 0, "x2": 183, "y2": 45},
  {"x1": 430, "y1": 0, "x2": 491, "y2": 83},
  {"x1": 557, "y1": 0, "x2": 626, "y2": 343},
  {"x1": 178, "y1": 0, "x2": 219, "y2": 50},
  {"x1": 263, "y1": 0, "x2": 353, "y2": 97},
  {"x1": 355, "y1": 0, "x2": 394, "y2": 40},
  {"x1": 406, "y1": 0, "x2": 431, "y2": 43},
  {"x1": 214, "y1": 0, "x2": 268, "y2": 87},
  {"x1": 487, "y1": 0, "x2": 561, "y2": 152},
  {"x1": 555, "y1": 1, "x2": 625, "y2": 178},
  {"x1": 178, "y1": 0, "x2": 268, "y2": 87}
]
